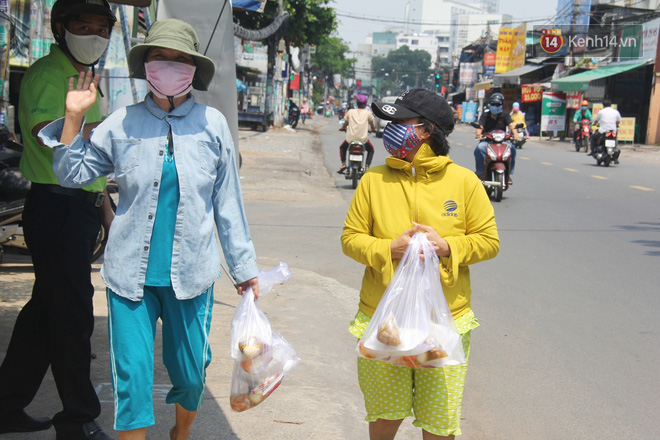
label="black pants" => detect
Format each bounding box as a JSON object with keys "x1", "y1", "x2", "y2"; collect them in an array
[
  {"x1": 340, "y1": 140, "x2": 375, "y2": 166},
  {"x1": 0, "y1": 189, "x2": 102, "y2": 433}
]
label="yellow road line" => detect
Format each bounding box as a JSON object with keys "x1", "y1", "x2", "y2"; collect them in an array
[
  {"x1": 541, "y1": 162, "x2": 553, "y2": 166},
  {"x1": 591, "y1": 175, "x2": 608, "y2": 180},
  {"x1": 630, "y1": 185, "x2": 655, "y2": 191},
  {"x1": 519, "y1": 156, "x2": 530, "y2": 160},
  {"x1": 564, "y1": 168, "x2": 579, "y2": 172}
]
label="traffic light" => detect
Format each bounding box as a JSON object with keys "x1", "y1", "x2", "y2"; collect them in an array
[{"x1": 434, "y1": 73, "x2": 441, "y2": 90}]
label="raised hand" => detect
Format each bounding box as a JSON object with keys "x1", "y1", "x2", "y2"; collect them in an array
[{"x1": 66, "y1": 70, "x2": 100, "y2": 117}]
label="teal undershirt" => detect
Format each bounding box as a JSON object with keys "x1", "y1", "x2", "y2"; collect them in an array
[{"x1": 145, "y1": 146, "x2": 179, "y2": 286}]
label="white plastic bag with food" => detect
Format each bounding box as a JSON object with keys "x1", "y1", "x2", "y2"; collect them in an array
[
  {"x1": 356, "y1": 233, "x2": 465, "y2": 368},
  {"x1": 229, "y1": 262, "x2": 300, "y2": 412},
  {"x1": 229, "y1": 330, "x2": 300, "y2": 412}
]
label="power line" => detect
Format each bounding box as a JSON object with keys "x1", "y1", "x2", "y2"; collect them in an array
[{"x1": 335, "y1": 10, "x2": 558, "y2": 27}]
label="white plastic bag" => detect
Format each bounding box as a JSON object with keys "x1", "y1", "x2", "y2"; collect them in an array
[
  {"x1": 356, "y1": 233, "x2": 465, "y2": 368},
  {"x1": 229, "y1": 263, "x2": 300, "y2": 411}
]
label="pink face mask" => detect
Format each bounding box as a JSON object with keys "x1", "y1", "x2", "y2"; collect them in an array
[{"x1": 144, "y1": 60, "x2": 196, "y2": 99}]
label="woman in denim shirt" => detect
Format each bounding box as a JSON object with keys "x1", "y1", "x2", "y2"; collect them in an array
[{"x1": 39, "y1": 19, "x2": 259, "y2": 440}]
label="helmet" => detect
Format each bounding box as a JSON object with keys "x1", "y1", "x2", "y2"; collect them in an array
[
  {"x1": 512, "y1": 102, "x2": 520, "y2": 109},
  {"x1": 581, "y1": 100, "x2": 589, "y2": 106},
  {"x1": 489, "y1": 93, "x2": 504, "y2": 106},
  {"x1": 51, "y1": 0, "x2": 117, "y2": 44},
  {"x1": 357, "y1": 94, "x2": 368, "y2": 104}
]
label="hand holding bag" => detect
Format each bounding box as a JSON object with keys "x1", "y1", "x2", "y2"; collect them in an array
[{"x1": 357, "y1": 233, "x2": 465, "y2": 368}]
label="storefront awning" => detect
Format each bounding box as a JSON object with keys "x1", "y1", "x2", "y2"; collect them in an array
[
  {"x1": 493, "y1": 64, "x2": 545, "y2": 86},
  {"x1": 551, "y1": 60, "x2": 652, "y2": 92}
]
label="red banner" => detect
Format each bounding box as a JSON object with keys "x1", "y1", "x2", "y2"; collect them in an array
[
  {"x1": 521, "y1": 84, "x2": 544, "y2": 103},
  {"x1": 566, "y1": 91, "x2": 583, "y2": 109}
]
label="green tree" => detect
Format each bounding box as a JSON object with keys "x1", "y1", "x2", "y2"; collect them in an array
[
  {"x1": 372, "y1": 45, "x2": 432, "y2": 90},
  {"x1": 311, "y1": 36, "x2": 355, "y2": 90}
]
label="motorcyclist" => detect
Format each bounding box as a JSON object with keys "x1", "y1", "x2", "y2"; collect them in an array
[
  {"x1": 590, "y1": 99, "x2": 621, "y2": 163},
  {"x1": 510, "y1": 102, "x2": 527, "y2": 133},
  {"x1": 573, "y1": 99, "x2": 593, "y2": 145},
  {"x1": 474, "y1": 92, "x2": 519, "y2": 185},
  {"x1": 337, "y1": 94, "x2": 376, "y2": 173}
]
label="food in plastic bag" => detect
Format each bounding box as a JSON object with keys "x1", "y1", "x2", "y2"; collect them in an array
[
  {"x1": 356, "y1": 233, "x2": 465, "y2": 368},
  {"x1": 230, "y1": 330, "x2": 300, "y2": 412},
  {"x1": 377, "y1": 314, "x2": 402, "y2": 346},
  {"x1": 229, "y1": 263, "x2": 300, "y2": 411}
]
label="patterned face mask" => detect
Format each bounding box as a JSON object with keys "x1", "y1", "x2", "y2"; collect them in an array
[{"x1": 382, "y1": 123, "x2": 423, "y2": 158}]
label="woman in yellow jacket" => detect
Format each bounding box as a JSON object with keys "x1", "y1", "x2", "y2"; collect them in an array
[{"x1": 341, "y1": 88, "x2": 500, "y2": 440}]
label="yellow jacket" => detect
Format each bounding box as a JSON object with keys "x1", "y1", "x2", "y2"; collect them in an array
[
  {"x1": 510, "y1": 111, "x2": 526, "y2": 127},
  {"x1": 341, "y1": 143, "x2": 500, "y2": 320}
]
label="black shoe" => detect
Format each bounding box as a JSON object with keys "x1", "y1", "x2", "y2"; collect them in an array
[
  {"x1": 0, "y1": 410, "x2": 52, "y2": 434},
  {"x1": 56, "y1": 420, "x2": 112, "y2": 440},
  {"x1": 613, "y1": 159, "x2": 619, "y2": 164},
  {"x1": 586, "y1": 151, "x2": 593, "y2": 156}
]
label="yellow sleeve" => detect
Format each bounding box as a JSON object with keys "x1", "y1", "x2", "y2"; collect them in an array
[{"x1": 341, "y1": 175, "x2": 395, "y2": 284}]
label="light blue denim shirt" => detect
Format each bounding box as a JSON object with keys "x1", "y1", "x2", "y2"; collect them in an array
[{"x1": 39, "y1": 94, "x2": 258, "y2": 301}]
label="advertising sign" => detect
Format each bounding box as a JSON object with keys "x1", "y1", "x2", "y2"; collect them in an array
[
  {"x1": 461, "y1": 101, "x2": 479, "y2": 123},
  {"x1": 617, "y1": 117, "x2": 635, "y2": 142},
  {"x1": 566, "y1": 91, "x2": 583, "y2": 109},
  {"x1": 510, "y1": 24, "x2": 527, "y2": 70},
  {"x1": 495, "y1": 28, "x2": 514, "y2": 73},
  {"x1": 459, "y1": 62, "x2": 481, "y2": 86},
  {"x1": 521, "y1": 84, "x2": 544, "y2": 102},
  {"x1": 484, "y1": 52, "x2": 496, "y2": 77},
  {"x1": 541, "y1": 92, "x2": 566, "y2": 132},
  {"x1": 642, "y1": 18, "x2": 660, "y2": 60}
]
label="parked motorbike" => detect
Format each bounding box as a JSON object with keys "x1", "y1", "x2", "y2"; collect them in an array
[
  {"x1": 472, "y1": 122, "x2": 513, "y2": 202},
  {"x1": 0, "y1": 129, "x2": 115, "y2": 264},
  {"x1": 575, "y1": 119, "x2": 591, "y2": 153},
  {"x1": 594, "y1": 130, "x2": 619, "y2": 167},
  {"x1": 0, "y1": 135, "x2": 29, "y2": 261},
  {"x1": 287, "y1": 100, "x2": 300, "y2": 129},
  {"x1": 513, "y1": 123, "x2": 526, "y2": 149},
  {"x1": 343, "y1": 141, "x2": 366, "y2": 189}
]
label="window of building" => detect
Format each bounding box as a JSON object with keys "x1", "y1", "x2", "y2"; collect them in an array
[{"x1": 411, "y1": 39, "x2": 419, "y2": 45}]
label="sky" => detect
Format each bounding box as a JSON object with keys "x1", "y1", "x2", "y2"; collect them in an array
[{"x1": 331, "y1": 0, "x2": 560, "y2": 50}]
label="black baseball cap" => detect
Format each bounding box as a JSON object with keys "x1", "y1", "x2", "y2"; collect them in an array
[{"x1": 372, "y1": 88, "x2": 455, "y2": 135}]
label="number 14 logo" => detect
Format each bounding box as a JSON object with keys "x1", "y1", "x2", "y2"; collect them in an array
[{"x1": 541, "y1": 29, "x2": 564, "y2": 54}]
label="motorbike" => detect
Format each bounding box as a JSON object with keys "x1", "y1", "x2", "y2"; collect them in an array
[
  {"x1": 575, "y1": 119, "x2": 591, "y2": 153},
  {"x1": 0, "y1": 136, "x2": 29, "y2": 261},
  {"x1": 343, "y1": 141, "x2": 366, "y2": 189},
  {"x1": 594, "y1": 130, "x2": 619, "y2": 167},
  {"x1": 471, "y1": 122, "x2": 513, "y2": 202},
  {"x1": 513, "y1": 123, "x2": 526, "y2": 149},
  {"x1": 287, "y1": 102, "x2": 300, "y2": 129},
  {"x1": 0, "y1": 129, "x2": 114, "y2": 264}
]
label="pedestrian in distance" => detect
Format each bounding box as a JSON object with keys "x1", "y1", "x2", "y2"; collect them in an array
[
  {"x1": 342, "y1": 88, "x2": 500, "y2": 439},
  {"x1": 0, "y1": 1, "x2": 117, "y2": 438},
  {"x1": 37, "y1": 18, "x2": 259, "y2": 440}
]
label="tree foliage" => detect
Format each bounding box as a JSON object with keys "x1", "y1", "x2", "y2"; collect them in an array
[
  {"x1": 372, "y1": 45, "x2": 433, "y2": 89},
  {"x1": 311, "y1": 36, "x2": 355, "y2": 87}
]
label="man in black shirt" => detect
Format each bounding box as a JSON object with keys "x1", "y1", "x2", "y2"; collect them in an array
[{"x1": 474, "y1": 93, "x2": 519, "y2": 184}]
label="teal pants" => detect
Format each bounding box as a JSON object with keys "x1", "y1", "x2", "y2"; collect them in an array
[{"x1": 107, "y1": 285, "x2": 213, "y2": 431}]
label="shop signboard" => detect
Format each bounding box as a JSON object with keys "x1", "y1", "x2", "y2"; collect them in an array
[
  {"x1": 461, "y1": 101, "x2": 478, "y2": 123},
  {"x1": 495, "y1": 28, "x2": 513, "y2": 73},
  {"x1": 541, "y1": 92, "x2": 566, "y2": 131},
  {"x1": 510, "y1": 24, "x2": 527, "y2": 70},
  {"x1": 521, "y1": 84, "x2": 544, "y2": 103},
  {"x1": 617, "y1": 117, "x2": 635, "y2": 142},
  {"x1": 566, "y1": 91, "x2": 583, "y2": 109},
  {"x1": 642, "y1": 18, "x2": 660, "y2": 60},
  {"x1": 459, "y1": 62, "x2": 481, "y2": 86},
  {"x1": 484, "y1": 53, "x2": 496, "y2": 77}
]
